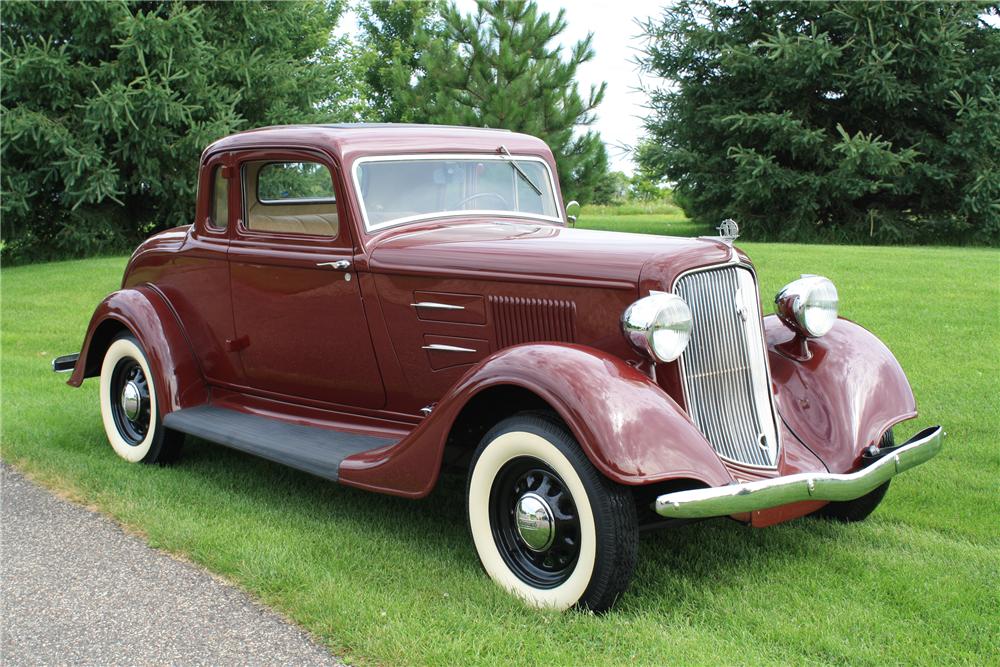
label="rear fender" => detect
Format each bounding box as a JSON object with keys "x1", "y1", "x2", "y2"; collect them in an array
[
  {"x1": 766, "y1": 316, "x2": 917, "y2": 473},
  {"x1": 339, "y1": 343, "x2": 734, "y2": 498},
  {"x1": 68, "y1": 286, "x2": 207, "y2": 417}
]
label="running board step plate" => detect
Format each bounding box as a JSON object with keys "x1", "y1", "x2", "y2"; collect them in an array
[{"x1": 163, "y1": 405, "x2": 397, "y2": 482}]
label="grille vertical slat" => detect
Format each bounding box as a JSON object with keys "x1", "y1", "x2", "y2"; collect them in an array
[{"x1": 674, "y1": 266, "x2": 779, "y2": 468}]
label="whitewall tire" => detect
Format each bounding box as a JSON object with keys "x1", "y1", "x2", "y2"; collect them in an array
[
  {"x1": 467, "y1": 413, "x2": 638, "y2": 612},
  {"x1": 99, "y1": 333, "x2": 182, "y2": 464}
]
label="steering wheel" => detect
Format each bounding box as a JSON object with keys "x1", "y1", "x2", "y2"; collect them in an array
[{"x1": 456, "y1": 192, "x2": 510, "y2": 209}]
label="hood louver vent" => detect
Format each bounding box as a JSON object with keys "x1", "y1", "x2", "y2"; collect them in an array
[{"x1": 490, "y1": 296, "x2": 576, "y2": 348}]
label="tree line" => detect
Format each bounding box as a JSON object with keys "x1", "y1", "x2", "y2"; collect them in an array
[
  {"x1": 2, "y1": 0, "x2": 997, "y2": 263},
  {"x1": 639, "y1": 0, "x2": 999, "y2": 245}
]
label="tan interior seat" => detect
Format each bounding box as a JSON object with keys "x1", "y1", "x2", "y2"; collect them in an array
[{"x1": 247, "y1": 201, "x2": 339, "y2": 236}]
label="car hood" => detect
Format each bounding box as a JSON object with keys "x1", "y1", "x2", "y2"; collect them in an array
[{"x1": 368, "y1": 220, "x2": 734, "y2": 290}]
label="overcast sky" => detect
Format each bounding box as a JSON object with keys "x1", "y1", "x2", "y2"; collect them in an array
[
  {"x1": 524, "y1": 0, "x2": 665, "y2": 174},
  {"x1": 339, "y1": 1, "x2": 666, "y2": 174}
]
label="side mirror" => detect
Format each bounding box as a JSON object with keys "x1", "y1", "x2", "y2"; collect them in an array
[{"x1": 565, "y1": 200, "x2": 580, "y2": 226}]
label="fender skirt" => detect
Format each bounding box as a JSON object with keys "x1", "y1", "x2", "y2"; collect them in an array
[
  {"x1": 339, "y1": 343, "x2": 734, "y2": 498},
  {"x1": 766, "y1": 316, "x2": 917, "y2": 474},
  {"x1": 66, "y1": 286, "x2": 207, "y2": 417}
]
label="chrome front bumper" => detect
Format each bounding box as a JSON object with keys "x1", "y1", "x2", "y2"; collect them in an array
[{"x1": 654, "y1": 426, "x2": 944, "y2": 519}]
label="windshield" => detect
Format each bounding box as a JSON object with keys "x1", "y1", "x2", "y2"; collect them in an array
[{"x1": 354, "y1": 155, "x2": 561, "y2": 231}]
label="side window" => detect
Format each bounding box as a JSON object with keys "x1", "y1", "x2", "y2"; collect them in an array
[
  {"x1": 209, "y1": 166, "x2": 228, "y2": 230},
  {"x1": 243, "y1": 160, "x2": 339, "y2": 237},
  {"x1": 258, "y1": 162, "x2": 336, "y2": 202}
]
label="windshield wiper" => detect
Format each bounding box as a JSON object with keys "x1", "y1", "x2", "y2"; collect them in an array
[{"x1": 498, "y1": 145, "x2": 542, "y2": 196}]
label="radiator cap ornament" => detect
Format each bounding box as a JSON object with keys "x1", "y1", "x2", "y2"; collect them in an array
[{"x1": 717, "y1": 218, "x2": 739, "y2": 245}]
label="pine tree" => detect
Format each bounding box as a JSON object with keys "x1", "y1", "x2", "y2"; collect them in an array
[
  {"x1": 358, "y1": 0, "x2": 436, "y2": 122},
  {"x1": 1, "y1": 0, "x2": 364, "y2": 263},
  {"x1": 639, "y1": 1, "x2": 1000, "y2": 244},
  {"x1": 381, "y1": 0, "x2": 610, "y2": 204}
]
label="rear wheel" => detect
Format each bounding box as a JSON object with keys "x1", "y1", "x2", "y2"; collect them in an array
[
  {"x1": 467, "y1": 413, "x2": 637, "y2": 611},
  {"x1": 99, "y1": 333, "x2": 183, "y2": 464},
  {"x1": 815, "y1": 429, "x2": 894, "y2": 523}
]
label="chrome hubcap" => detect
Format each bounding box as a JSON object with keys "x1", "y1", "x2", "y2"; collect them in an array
[
  {"x1": 514, "y1": 492, "x2": 554, "y2": 552},
  {"x1": 121, "y1": 381, "x2": 141, "y2": 421}
]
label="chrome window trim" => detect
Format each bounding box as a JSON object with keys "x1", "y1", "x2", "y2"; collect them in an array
[
  {"x1": 258, "y1": 196, "x2": 338, "y2": 205},
  {"x1": 670, "y1": 260, "x2": 783, "y2": 470},
  {"x1": 351, "y1": 153, "x2": 564, "y2": 232}
]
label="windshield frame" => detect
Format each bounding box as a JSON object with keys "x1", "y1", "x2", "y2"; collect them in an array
[{"x1": 351, "y1": 153, "x2": 564, "y2": 233}]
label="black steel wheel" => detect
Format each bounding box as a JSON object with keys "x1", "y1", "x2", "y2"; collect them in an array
[
  {"x1": 109, "y1": 357, "x2": 151, "y2": 445},
  {"x1": 489, "y1": 457, "x2": 581, "y2": 589}
]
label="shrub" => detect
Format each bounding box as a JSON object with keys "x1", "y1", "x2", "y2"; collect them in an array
[
  {"x1": 1, "y1": 0, "x2": 362, "y2": 264},
  {"x1": 638, "y1": 1, "x2": 1000, "y2": 244}
]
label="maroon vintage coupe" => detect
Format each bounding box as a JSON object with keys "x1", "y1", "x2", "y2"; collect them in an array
[{"x1": 55, "y1": 124, "x2": 943, "y2": 611}]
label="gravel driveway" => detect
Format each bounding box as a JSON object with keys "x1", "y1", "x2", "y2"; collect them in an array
[{"x1": 0, "y1": 462, "x2": 343, "y2": 666}]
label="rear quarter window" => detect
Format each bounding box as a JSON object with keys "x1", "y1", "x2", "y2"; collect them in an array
[{"x1": 209, "y1": 166, "x2": 228, "y2": 229}]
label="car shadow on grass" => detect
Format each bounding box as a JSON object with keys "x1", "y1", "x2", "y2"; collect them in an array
[
  {"x1": 167, "y1": 435, "x2": 860, "y2": 613},
  {"x1": 174, "y1": 437, "x2": 476, "y2": 560}
]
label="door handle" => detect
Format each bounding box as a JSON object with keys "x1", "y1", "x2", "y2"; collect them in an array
[{"x1": 317, "y1": 260, "x2": 351, "y2": 270}]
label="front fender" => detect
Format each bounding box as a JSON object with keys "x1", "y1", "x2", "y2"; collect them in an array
[
  {"x1": 339, "y1": 343, "x2": 734, "y2": 498},
  {"x1": 67, "y1": 286, "x2": 207, "y2": 417},
  {"x1": 767, "y1": 316, "x2": 917, "y2": 474}
]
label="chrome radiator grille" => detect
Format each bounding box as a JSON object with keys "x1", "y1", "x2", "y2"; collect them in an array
[{"x1": 673, "y1": 265, "x2": 779, "y2": 468}]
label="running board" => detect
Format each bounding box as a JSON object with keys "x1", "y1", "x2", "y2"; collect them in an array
[{"x1": 163, "y1": 405, "x2": 397, "y2": 482}]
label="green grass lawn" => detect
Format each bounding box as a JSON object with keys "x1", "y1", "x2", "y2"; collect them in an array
[
  {"x1": 578, "y1": 202, "x2": 709, "y2": 238},
  {"x1": 2, "y1": 216, "x2": 998, "y2": 665}
]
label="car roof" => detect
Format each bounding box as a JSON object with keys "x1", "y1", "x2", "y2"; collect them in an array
[{"x1": 204, "y1": 123, "x2": 552, "y2": 163}]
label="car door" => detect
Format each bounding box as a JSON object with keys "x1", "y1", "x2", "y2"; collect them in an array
[{"x1": 226, "y1": 149, "x2": 386, "y2": 409}]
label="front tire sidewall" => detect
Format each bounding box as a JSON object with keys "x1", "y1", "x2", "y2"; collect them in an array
[
  {"x1": 100, "y1": 337, "x2": 158, "y2": 463},
  {"x1": 468, "y1": 428, "x2": 597, "y2": 611}
]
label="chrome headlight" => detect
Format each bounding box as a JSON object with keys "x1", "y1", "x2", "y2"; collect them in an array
[
  {"x1": 775, "y1": 275, "x2": 839, "y2": 337},
  {"x1": 622, "y1": 293, "x2": 693, "y2": 362}
]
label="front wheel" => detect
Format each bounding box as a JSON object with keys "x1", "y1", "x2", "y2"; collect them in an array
[
  {"x1": 467, "y1": 413, "x2": 638, "y2": 612},
  {"x1": 99, "y1": 333, "x2": 183, "y2": 464},
  {"x1": 814, "y1": 429, "x2": 894, "y2": 523}
]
